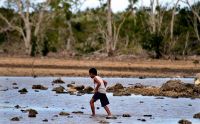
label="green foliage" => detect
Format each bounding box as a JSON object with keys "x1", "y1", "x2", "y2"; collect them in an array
[
  {"x1": 0, "y1": 1, "x2": 200, "y2": 58},
  {"x1": 141, "y1": 32, "x2": 163, "y2": 58}
]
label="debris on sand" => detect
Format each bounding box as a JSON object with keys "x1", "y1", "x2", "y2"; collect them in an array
[
  {"x1": 14, "y1": 105, "x2": 21, "y2": 109},
  {"x1": 75, "y1": 85, "x2": 85, "y2": 91},
  {"x1": 106, "y1": 116, "x2": 117, "y2": 119},
  {"x1": 83, "y1": 86, "x2": 94, "y2": 93},
  {"x1": 106, "y1": 80, "x2": 200, "y2": 98},
  {"x1": 59, "y1": 112, "x2": 70, "y2": 116},
  {"x1": 52, "y1": 86, "x2": 65, "y2": 93},
  {"x1": 42, "y1": 119, "x2": 48, "y2": 122},
  {"x1": 107, "y1": 83, "x2": 124, "y2": 92},
  {"x1": 27, "y1": 109, "x2": 38, "y2": 117},
  {"x1": 107, "y1": 83, "x2": 130, "y2": 96},
  {"x1": 122, "y1": 114, "x2": 131, "y2": 117},
  {"x1": 134, "y1": 83, "x2": 145, "y2": 88},
  {"x1": 113, "y1": 91, "x2": 131, "y2": 96},
  {"x1": 18, "y1": 88, "x2": 28, "y2": 94},
  {"x1": 52, "y1": 78, "x2": 65, "y2": 84},
  {"x1": 193, "y1": 112, "x2": 200, "y2": 119},
  {"x1": 72, "y1": 111, "x2": 84, "y2": 114},
  {"x1": 10, "y1": 117, "x2": 21, "y2": 121},
  {"x1": 178, "y1": 119, "x2": 192, "y2": 124},
  {"x1": 160, "y1": 80, "x2": 187, "y2": 92},
  {"x1": 32, "y1": 85, "x2": 48, "y2": 90},
  {"x1": 67, "y1": 84, "x2": 75, "y2": 88}
]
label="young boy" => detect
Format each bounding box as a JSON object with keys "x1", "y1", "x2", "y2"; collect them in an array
[{"x1": 89, "y1": 68, "x2": 112, "y2": 116}]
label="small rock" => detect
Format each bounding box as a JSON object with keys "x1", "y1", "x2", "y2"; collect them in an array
[
  {"x1": 143, "y1": 115, "x2": 152, "y2": 117},
  {"x1": 69, "y1": 92, "x2": 76, "y2": 95},
  {"x1": 67, "y1": 115, "x2": 73, "y2": 118},
  {"x1": 137, "y1": 118, "x2": 146, "y2": 122},
  {"x1": 67, "y1": 84, "x2": 74, "y2": 88},
  {"x1": 18, "y1": 88, "x2": 28, "y2": 94},
  {"x1": 13, "y1": 87, "x2": 19, "y2": 89},
  {"x1": 52, "y1": 78, "x2": 65, "y2": 84},
  {"x1": 107, "y1": 83, "x2": 124, "y2": 92},
  {"x1": 193, "y1": 112, "x2": 200, "y2": 118},
  {"x1": 113, "y1": 92, "x2": 131, "y2": 96},
  {"x1": 84, "y1": 86, "x2": 94, "y2": 93},
  {"x1": 155, "y1": 97, "x2": 164, "y2": 99},
  {"x1": 81, "y1": 107, "x2": 85, "y2": 109},
  {"x1": 134, "y1": 83, "x2": 145, "y2": 88},
  {"x1": 188, "y1": 104, "x2": 192, "y2": 106},
  {"x1": 59, "y1": 112, "x2": 70, "y2": 116},
  {"x1": 75, "y1": 85, "x2": 85, "y2": 91},
  {"x1": 0, "y1": 87, "x2": 8, "y2": 91},
  {"x1": 10, "y1": 117, "x2": 20, "y2": 121},
  {"x1": 27, "y1": 109, "x2": 38, "y2": 117},
  {"x1": 139, "y1": 76, "x2": 145, "y2": 79},
  {"x1": 35, "y1": 90, "x2": 39, "y2": 92},
  {"x1": 140, "y1": 101, "x2": 144, "y2": 103},
  {"x1": 52, "y1": 86, "x2": 65, "y2": 93},
  {"x1": 53, "y1": 115, "x2": 58, "y2": 117},
  {"x1": 12, "y1": 83, "x2": 17, "y2": 85},
  {"x1": 106, "y1": 116, "x2": 117, "y2": 119},
  {"x1": 178, "y1": 119, "x2": 192, "y2": 124},
  {"x1": 97, "y1": 107, "x2": 100, "y2": 109},
  {"x1": 71, "y1": 81, "x2": 75, "y2": 84},
  {"x1": 160, "y1": 80, "x2": 187, "y2": 92},
  {"x1": 42, "y1": 119, "x2": 48, "y2": 122},
  {"x1": 72, "y1": 111, "x2": 84, "y2": 114},
  {"x1": 14, "y1": 105, "x2": 21, "y2": 109},
  {"x1": 76, "y1": 93, "x2": 83, "y2": 96},
  {"x1": 122, "y1": 114, "x2": 131, "y2": 117},
  {"x1": 32, "y1": 85, "x2": 48, "y2": 90}
]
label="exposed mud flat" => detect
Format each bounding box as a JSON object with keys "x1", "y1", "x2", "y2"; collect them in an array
[{"x1": 0, "y1": 77, "x2": 200, "y2": 124}]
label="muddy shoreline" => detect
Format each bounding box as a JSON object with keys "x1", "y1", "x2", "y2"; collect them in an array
[{"x1": 0, "y1": 57, "x2": 199, "y2": 78}]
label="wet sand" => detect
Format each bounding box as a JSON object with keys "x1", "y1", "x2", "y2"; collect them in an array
[{"x1": 0, "y1": 77, "x2": 200, "y2": 124}]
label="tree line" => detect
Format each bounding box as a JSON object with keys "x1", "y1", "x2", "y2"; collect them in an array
[{"x1": 0, "y1": 0, "x2": 199, "y2": 59}]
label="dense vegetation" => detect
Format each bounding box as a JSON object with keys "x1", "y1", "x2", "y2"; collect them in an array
[{"x1": 0, "y1": 0, "x2": 199, "y2": 59}]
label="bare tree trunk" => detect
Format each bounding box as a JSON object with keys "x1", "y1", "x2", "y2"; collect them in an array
[
  {"x1": 0, "y1": 0, "x2": 50, "y2": 55},
  {"x1": 170, "y1": 0, "x2": 180, "y2": 42},
  {"x1": 183, "y1": 31, "x2": 189, "y2": 60},
  {"x1": 150, "y1": 0, "x2": 156, "y2": 33},
  {"x1": 66, "y1": 20, "x2": 75, "y2": 51},
  {"x1": 107, "y1": 0, "x2": 113, "y2": 56},
  {"x1": 193, "y1": 16, "x2": 200, "y2": 41},
  {"x1": 185, "y1": 0, "x2": 200, "y2": 23}
]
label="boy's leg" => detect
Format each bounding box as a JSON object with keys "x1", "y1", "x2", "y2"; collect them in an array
[
  {"x1": 90, "y1": 98, "x2": 95, "y2": 116},
  {"x1": 104, "y1": 105, "x2": 111, "y2": 116}
]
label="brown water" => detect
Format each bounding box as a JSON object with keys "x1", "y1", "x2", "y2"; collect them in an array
[{"x1": 0, "y1": 77, "x2": 199, "y2": 124}]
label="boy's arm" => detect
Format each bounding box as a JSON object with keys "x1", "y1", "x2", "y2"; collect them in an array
[
  {"x1": 103, "y1": 80, "x2": 107, "y2": 87},
  {"x1": 94, "y1": 78, "x2": 101, "y2": 93}
]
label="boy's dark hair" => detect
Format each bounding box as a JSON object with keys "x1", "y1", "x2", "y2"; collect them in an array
[{"x1": 89, "y1": 68, "x2": 97, "y2": 75}]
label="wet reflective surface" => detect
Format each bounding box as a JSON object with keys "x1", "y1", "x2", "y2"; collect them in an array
[{"x1": 0, "y1": 77, "x2": 199, "y2": 124}]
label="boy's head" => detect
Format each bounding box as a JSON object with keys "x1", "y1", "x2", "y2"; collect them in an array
[{"x1": 89, "y1": 68, "x2": 97, "y2": 78}]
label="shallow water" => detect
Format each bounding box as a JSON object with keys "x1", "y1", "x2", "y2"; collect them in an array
[{"x1": 0, "y1": 77, "x2": 199, "y2": 124}]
